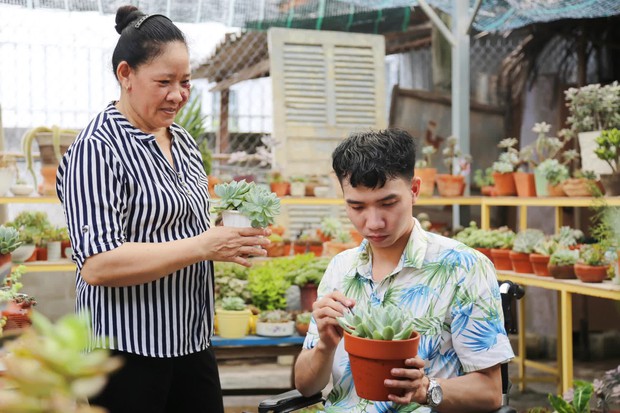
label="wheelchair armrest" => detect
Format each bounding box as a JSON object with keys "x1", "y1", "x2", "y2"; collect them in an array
[
  {"x1": 257, "y1": 389, "x2": 324, "y2": 413},
  {"x1": 490, "y1": 406, "x2": 517, "y2": 413}
]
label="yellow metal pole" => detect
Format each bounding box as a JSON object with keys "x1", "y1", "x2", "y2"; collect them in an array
[
  {"x1": 555, "y1": 206, "x2": 563, "y2": 233},
  {"x1": 560, "y1": 290, "x2": 573, "y2": 394},
  {"x1": 519, "y1": 206, "x2": 527, "y2": 231},
  {"x1": 481, "y1": 202, "x2": 490, "y2": 230},
  {"x1": 556, "y1": 291, "x2": 563, "y2": 395}
]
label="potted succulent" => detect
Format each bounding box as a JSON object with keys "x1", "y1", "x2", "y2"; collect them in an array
[
  {"x1": 453, "y1": 221, "x2": 496, "y2": 261},
  {"x1": 41, "y1": 226, "x2": 66, "y2": 262},
  {"x1": 265, "y1": 233, "x2": 286, "y2": 257},
  {"x1": 289, "y1": 175, "x2": 307, "y2": 197},
  {"x1": 594, "y1": 128, "x2": 620, "y2": 195},
  {"x1": 563, "y1": 170, "x2": 605, "y2": 197},
  {"x1": 323, "y1": 229, "x2": 356, "y2": 257},
  {"x1": 414, "y1": 144, "x2": 437, "y2": 197},
  {"x1": 0, "y1": 225, "x2": 21, "y2": 268},
  {"x1": 564, "y1": 81, "x2": 620, "y2": 176},
  {"x1": 295, "y1": 311, "x2": 312, "y2": 336},
  {"x1": 490, "y1": 227, "x2": 517, "y2": 271},
  {"x1": 291, "y1": 257, "x2": 330, "y2": 312},
  {"x1": 318, "y1": 216, "x2": 342, "y2": 242},
  {"x1": 575, "y1": 244, "x2": 610, "y2": 283},
  {"x1": 436, "y1": 136, "x2": 471, "y2": 197},
  {"x1": 216, "y1": 296, "x2": 252, "y2": 339},
  {"x1": 294, "y1": 229, "x2": 323, "y2": 256},
  {"x1": 0, "y1": 265, "x2": 36, "y2": 332},
  {"x1": 337, "y1": 303, "x2": 421, "y2": 401},
  {"x1": 491, "y1": 138, "x2": 520, "y2": 196},
  {"x1": 255, "y1": 309, "x2": 294, "y2": 337},
  {"x1": 538, "y1": 159, "x2": 570, "y2": 197},
  {"x1": 9, "y1": 177, "x2": 35, "y2": 197},
  {"x1": 548, "y1": 248, "x2": 579, "y2": 279},
  {"x1": 268, "y1": 170, "x2": 290, "y2": 197},
  {"x1": 473, "y1": 167, "x2": 495, "y2": 196},
  {"x1": 530, "y1": 238, "x2": 558, "y2": 277},
  {"x1": 213, "y1": 180, "x2": 281, "y2": 228},
  {"x1": 6, "y1": 211, "x2": 51, "y2": 263},
  {"x1": 510, "y1": 229, "x2": 545, "y2": 273},
  {"x1": 553, "y1": 226, "x2": 585, "y2": 250}
]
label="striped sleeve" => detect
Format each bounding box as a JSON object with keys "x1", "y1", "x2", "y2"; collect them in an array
[{"x1": 61, "y1": 136, "x2": 127, "y2": 270}]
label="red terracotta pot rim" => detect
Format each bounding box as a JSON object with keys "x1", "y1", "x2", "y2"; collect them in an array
[
  {"x1": 529, "y1": 254, "x2": 550, "y2": 262},
  {"x1": 509, "y1": 251, "x2": 530, "y2": 259},
  {"x1": 490, "y1": 248, "x2": 511, "y2": 255},
  {"x1": 344, "y1": 331, "x2": 420, "y2": 360}
]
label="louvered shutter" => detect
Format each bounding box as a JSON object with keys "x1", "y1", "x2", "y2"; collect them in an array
[{"x1": 268, "y1": 28, "x2": 386, "y2": 176}]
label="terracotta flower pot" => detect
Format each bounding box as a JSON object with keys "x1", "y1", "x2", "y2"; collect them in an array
[
  {"x1": 323, "y1": 241, "x2": 356, "y2": 257},
  {"x1": 344, "y1": 331, "x2": 420, "y2": 401},
  {"x1": 529, "y1": 253, "x2": 550, "y2": 277},
  {"x1": 513, "y1": 172, "x2": 536, "y2": 197},
  {"x1": 574, "y1": 263, "x2": 609, "y2": 283},
  {"x1": 436, "y1": 174, "x2": 465, "y2": 197},
  {"x1": 481, "y1": 185, "x2": 495, "y2": 196},
  {"x1": 491, "y1": 248, "x2": 512, "y2": 271},
  {"x1": 270, "y1": 182, "x2": 290, "y2": 197},
  {"x1": 415, "y1": 167, "x2": 437, "y2": 197},
  {"x1": 492, "y1": 172, "x2": 517, "y2": 196},
  {"x1": 547, "y1": 183, "x2": 566, "y2": 197},
  {"x1": 474, "y1": 247, "x2": 494, "y2": 263},
  {"x1": 548, "y1": 264, "x2": 576, "y2": 279},
  {"x1": 562, "y1": 178, "x2": 604, "y2": 197},
  {"x1": 265, "y1": 242, "x2": 285, "y2": 257},
  {"x1": 295, "y1": 322, "x2": 309, "y2": 336},
  {"x1": 509, "y1": 251, "x2": 533, "y2": 273}
]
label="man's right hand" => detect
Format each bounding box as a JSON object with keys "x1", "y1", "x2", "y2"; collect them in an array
[{"x1": 312, "y1": 290, "x2": 355, "y2": 351}]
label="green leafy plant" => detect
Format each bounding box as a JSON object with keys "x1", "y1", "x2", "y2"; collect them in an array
[
  {"x1": 578, "y1": 244, "x2": 608, "y2": 266},
  {"x1": 549, "y1": 249, "x2": 579, "y2": 266},
  {"x1": 268, "y1": 171, "x2": 286, "y2": 183},
  {"x1": 0, "y1": 265, "x2": 28, "y2": 303},
  {"x1": 594, "y1": 128, "x2": 620, "y2": 175},
  {"x1": 175, "y1": 93, "x2": 212, "y2": 175},
  {"x1": 0, "y1": 225, "x2": 21, "y2": 255},
  {"x1": 258, "y1": 309, "x2": 292, "y2": 323},
  {"x1": 548, "y1": 380, "x2": 594, "y2": 413},
  {"x1": 291, "y1": 257, "x2": 330, "y2": 287},
  {"x1": 296, "y1": 311, "x2": 312, "y2": 325},
  {"x1": 337, "y1": 303, "x2": 415, "y2": 341},
  {"x1": 320, "y1": 217, "x2": 343, "y2": 240},
  {"x1": 213, "y1": 180, "x2": 281, "y2": 228},
  {"x1": 221, "y1": 296, "x2": 247, "y2": 311},
  {"x1": 454, "y1": 222, "x2": 496, "y2": 249},
  {"x1": 512, "y1": 229, "x2": 545, "y2": 254},
  {"x1": 6, "y1": 211, "x2": 51, "y2": 245},
  {"x1": 564, "y1": 81, "x2": 620, "y2": 134},
  {"x1": 473, "y1": 167, "x2": 494, "y2": 188},
  {"x1": 0, "y1": 311, "x2": 122, "y2": 413}
]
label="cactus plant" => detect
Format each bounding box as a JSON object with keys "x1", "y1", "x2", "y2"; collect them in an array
[
  {"x1": 513, "y1": 229, "x2": 545, "y2": 254},
  {"x1": 337, "y1": 304, "x2": 415, "y2": 341},
  {"x1": 0, "y1": 225, "x2": 21, "y2": 255}
]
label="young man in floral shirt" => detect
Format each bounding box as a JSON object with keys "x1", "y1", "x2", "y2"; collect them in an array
[{"x1": 295, "y1": 129, "x2": 514, "y2": 412}]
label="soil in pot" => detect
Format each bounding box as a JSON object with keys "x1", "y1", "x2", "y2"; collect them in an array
[{"x1": 344, "y1": 331, "x2": 420, "y2": 401}]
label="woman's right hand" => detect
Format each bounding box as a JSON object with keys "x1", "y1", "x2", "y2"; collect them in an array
[
  {"x1": 200, "y1": 226, "x2": 271, "y2": 266},
  {"x1": 312, "y1": 291, "x2": 355, "y2": 352}
]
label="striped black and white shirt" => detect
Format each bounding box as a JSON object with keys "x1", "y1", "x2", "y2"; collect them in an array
[{"x1": 57, "y1": 102, "x2": 213, "y2": 358}]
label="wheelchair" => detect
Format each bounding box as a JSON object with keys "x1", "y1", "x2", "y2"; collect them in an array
[{"x1": 256, "y1": 280, "x2": 524, "y2": 413}]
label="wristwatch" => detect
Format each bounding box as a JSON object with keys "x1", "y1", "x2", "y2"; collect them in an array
[{"x1": 426, "y1": 377, "x2": 443, "y2": 408}]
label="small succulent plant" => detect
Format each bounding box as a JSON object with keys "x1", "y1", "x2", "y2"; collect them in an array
[
  {"x1": 221, "y1": 296, "x2": 247, "y2": 311},
  {"x1": 549, "y1": 249, "x2": 579, "y2": 266},
  {"x1": 213, "y1": 180, "x2": 252, "y2": 211},
  {"x1": 320, "y1": 217, "x2": 343, "y2": 239},
  {"x1": 513, "y1": 229, "x2": 545, "y2": 254},
  {"x1": 337, "y1": 304, "x2": 415, "y2": 341},
  {"x1": 259, "y1": 309, "x2": 292, "y2": 323},
  {"x1": 295, "y1": 312, "x2": 312, "y2": 325},
  {"x1": 213, "y1": 180, "x2": 281, "y2": 228},
  {"x1": 0, "y1": 225, "x2": 21, "y2": 255}
]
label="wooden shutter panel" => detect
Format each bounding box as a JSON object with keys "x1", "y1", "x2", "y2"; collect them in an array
[{"x1": 269, "y1": 28, "x2": 386, "y2": 176}]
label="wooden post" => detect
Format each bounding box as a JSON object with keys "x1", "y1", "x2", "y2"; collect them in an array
[{"x1": 219, "y1": 89, "x2": 230, "y2": 154}]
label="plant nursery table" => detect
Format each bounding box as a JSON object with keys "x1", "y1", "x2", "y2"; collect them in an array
[
  {"x1": 211, "y1": 334, "x2": 305, "y2": 395},
  {"x1": 497, "y1": 271, "x2": 620, "y2": 395}
]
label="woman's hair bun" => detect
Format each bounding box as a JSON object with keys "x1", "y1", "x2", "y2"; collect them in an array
[{"x1": 115, "y1": 5, "x2": 143, "y2": 34}]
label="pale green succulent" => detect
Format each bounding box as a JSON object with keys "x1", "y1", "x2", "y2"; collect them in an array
[
  {"x1": 337, "y1": 304, "x2": 415, "y2": 341},
  {"x1": 213, "y1": 180, "x2": 252, "y2": 212},
  {"x1": 320, "y1": 217, "x2": 343, "y2": 239},
  {"x1": 259, "y1": 309, "x2": 292, "y2": 323},
  {"x1": 221, "y1": 296, "x2": 246, "y2": 311},
  {"x1": 513, "y1": 229, "x2": 545, "y2": 254},
  {"x1": 239, "y1": 186, "x2": 281, "y2": 228},
  {"x1": 549, "y1": 249, "x2": 579, "y2": 266},
  {"x1": 0, "y1": 225, "x2": 21, "y2": 255}
]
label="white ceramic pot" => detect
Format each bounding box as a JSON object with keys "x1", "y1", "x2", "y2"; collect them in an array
[
  {"x1": 11, "y1": 244, "x2": 36, "y2": 263},
  {"x1": 255, "y1": 321, "x2": 295, "y2": 337},
  {"x1": 10, "y1": 183, "x2": 34, "y2": 196},
  {"x1": 221, "y1": 210, "x2": 252, "y2": 227},
  {"x1": 578, "y1": 130, "x2": 612, "y2": 176},
  {"x1": 290, "y1": 182, "x2": 306, "y2": 197}
]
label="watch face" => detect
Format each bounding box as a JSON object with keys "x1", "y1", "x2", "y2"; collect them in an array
[{"x1": 430, "y1": 385, "x2": 443, "y2": 406}]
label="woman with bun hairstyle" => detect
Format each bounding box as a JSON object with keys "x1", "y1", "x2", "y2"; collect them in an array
[{"x1": 56, "y1": 6, "x2": 269, "y2": 412}]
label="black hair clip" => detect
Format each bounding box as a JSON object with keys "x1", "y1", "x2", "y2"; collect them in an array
[{"x1": 134, "y1": 14, "x2": 171, "y2": 29}]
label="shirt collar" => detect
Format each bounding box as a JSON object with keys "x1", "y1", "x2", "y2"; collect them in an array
[
  {"x1": 354, "y1": 217, "x2": 429, "y2": 280},
  {"x1": 105, "y1": 101, "x2": 156, "y2": 143}
]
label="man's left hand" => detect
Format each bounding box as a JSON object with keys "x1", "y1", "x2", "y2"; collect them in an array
[{"x1": 384, "y1": 356, "x2": 429, "y2": 405}]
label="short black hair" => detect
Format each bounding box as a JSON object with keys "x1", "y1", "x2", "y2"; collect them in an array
[
  {"x1": 111, "y1": 5, "x2": 186, "y2": 80},
  {"x1": 332, "y1": 129, "x2": 416, "y2": 189}
]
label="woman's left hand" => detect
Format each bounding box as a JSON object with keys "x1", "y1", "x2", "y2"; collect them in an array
[{"x1": 384, "y1": 356, "x2": 429, "y2": 405}]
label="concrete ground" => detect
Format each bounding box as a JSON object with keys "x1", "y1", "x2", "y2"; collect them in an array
[{"x1": 220, "y1": 356, "x2": 620, "y2": 413}]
